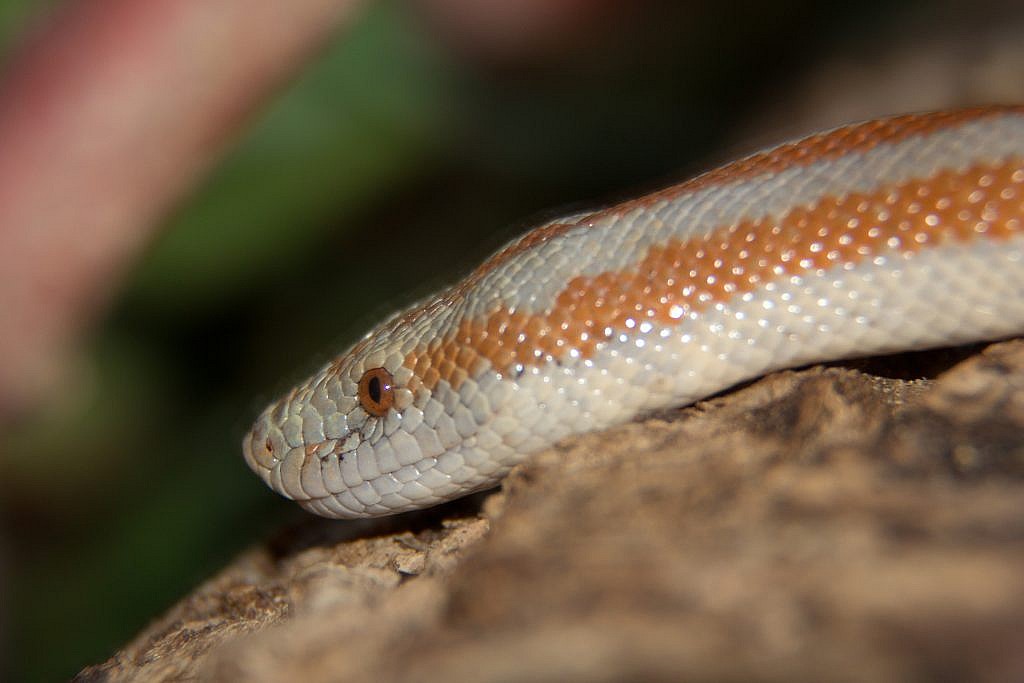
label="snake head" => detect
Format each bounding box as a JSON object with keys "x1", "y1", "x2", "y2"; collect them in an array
[{"x1": 242, "y1": 304, "x2": 513, "y2": 519}]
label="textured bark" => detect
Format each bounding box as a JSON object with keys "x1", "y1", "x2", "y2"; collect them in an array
[{"x1": 76, "y1": 340, "x2": 1024, "y2": 682}]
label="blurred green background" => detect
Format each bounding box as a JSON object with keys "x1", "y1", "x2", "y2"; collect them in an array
[{"x1": 0, "y1": 0, "x2": 941, "y2": 679}]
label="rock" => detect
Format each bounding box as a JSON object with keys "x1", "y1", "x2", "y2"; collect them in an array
[{"x1": 75, "y1": 341, "x2": 1024, "y2": 682}]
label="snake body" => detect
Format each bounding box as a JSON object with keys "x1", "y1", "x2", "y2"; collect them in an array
[{"x1": 244, "y1": 107, "x2": 1024, "y2": 518}]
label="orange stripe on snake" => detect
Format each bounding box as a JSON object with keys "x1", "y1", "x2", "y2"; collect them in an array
[{"x1": 404, "y1": 156, "x2": 1024, "y2": 392}]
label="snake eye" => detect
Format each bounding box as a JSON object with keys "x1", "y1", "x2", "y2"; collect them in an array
[{"x1": 357, "y1": 367, "x2": 395, "y2": 417}]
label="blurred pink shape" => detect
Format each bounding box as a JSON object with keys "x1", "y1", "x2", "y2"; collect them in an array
[
  {"x1": 0, "y1": 0, "x2": 627, "y2": 424},
  {"x1": 0, "y1": 0, "x2": 362, "y2": 422}
]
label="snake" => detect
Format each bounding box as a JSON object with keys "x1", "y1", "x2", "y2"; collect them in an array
[{"x1": 243, "y1": 106, "x2": 1024, "y2": 519}]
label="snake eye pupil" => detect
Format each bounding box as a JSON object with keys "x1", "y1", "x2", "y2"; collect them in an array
[{"x1": 357, "y1": 367, "x2": 395, "y2": 417}]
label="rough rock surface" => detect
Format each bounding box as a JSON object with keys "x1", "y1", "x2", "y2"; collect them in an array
[{"x1": 76, "y1": 340, "x2": 1024, "y2": 682}]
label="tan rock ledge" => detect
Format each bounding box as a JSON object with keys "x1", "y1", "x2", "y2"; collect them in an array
[{"x1": 76, "y1": 341, "x2": 1024, "y2": 683}]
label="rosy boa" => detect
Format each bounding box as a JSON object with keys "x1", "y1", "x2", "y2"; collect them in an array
[{"x1": 244, "y1": 106, "x2": 1024, "y2": 518}]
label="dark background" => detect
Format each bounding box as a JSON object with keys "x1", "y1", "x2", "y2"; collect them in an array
[{"x1": 2, "y1": 0, "x2": 1021, "y2": 679}]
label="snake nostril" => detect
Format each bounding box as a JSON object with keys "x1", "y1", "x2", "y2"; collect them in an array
[{"x1": 242, "y1": 418, "x2": 280, "y2": 472}]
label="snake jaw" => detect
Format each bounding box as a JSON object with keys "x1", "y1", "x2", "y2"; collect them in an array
[{"x1": 243, "y1": 342, "x2": 509, "y2": 517}]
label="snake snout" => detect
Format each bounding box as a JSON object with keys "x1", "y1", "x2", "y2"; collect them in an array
[{"x1": 242, "y1": 409, "x2": 278, "y2": 482}]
